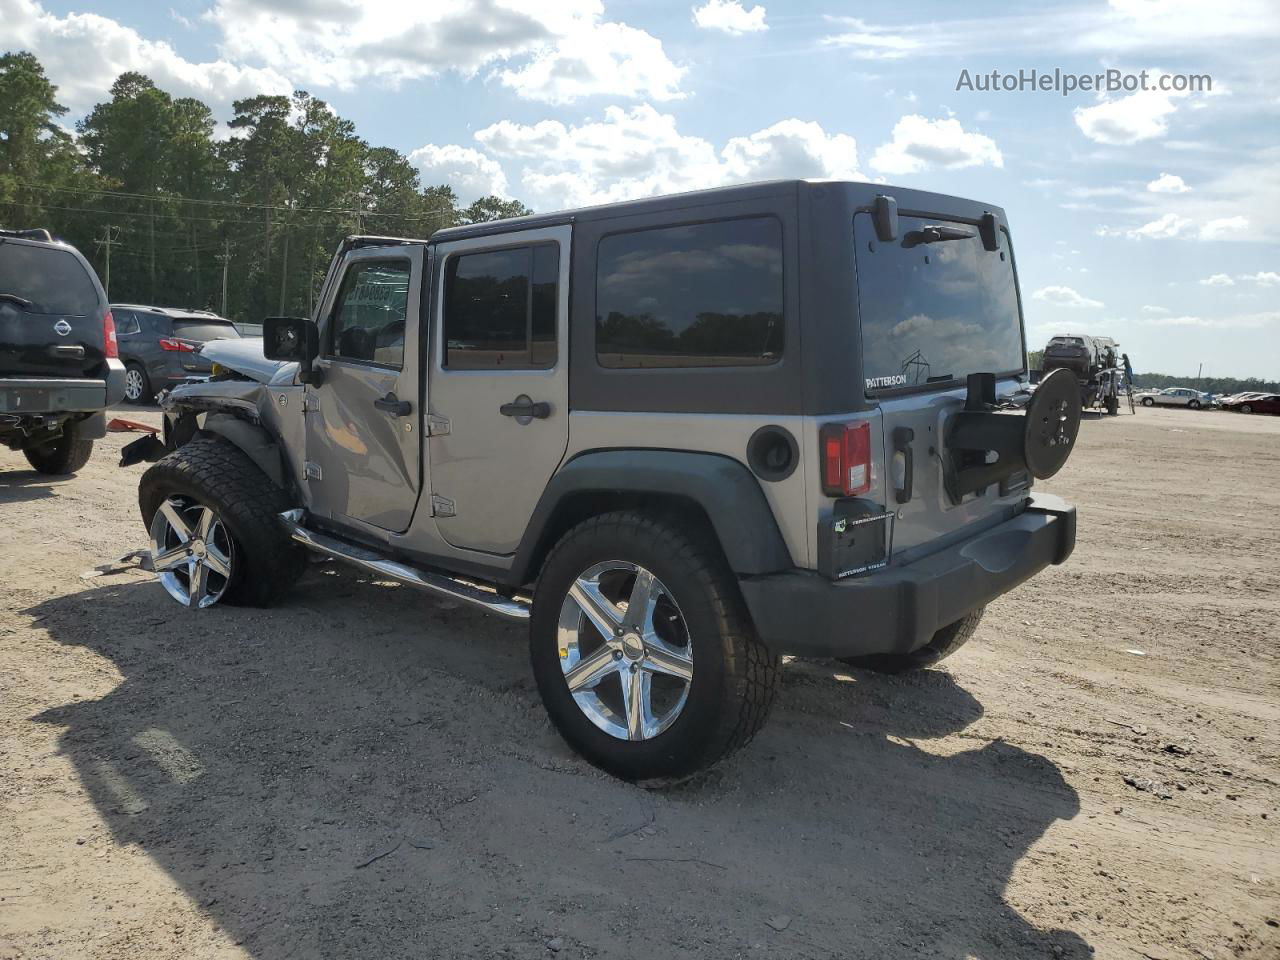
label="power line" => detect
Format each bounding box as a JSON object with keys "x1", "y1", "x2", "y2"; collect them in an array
[
  {"x1": 9, "y1": 178, "x2": 452, "y2": 221},
  {"x1": 30, "y1": 201, "x2": 445, "y2": 231}
]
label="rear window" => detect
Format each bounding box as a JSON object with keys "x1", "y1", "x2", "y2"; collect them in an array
[
  {"x1": 171, "y1": 319, "x2": 241, "y2": 341},
  {"x1": 854, "y1": 213, "x2": 1024, "y2": 392},
  {"x1": 0, "y1": 241, "x2": 100, "y2": 315},
  {"x1": 595, "y1": 216, "x2": 783, "y2": 368}
]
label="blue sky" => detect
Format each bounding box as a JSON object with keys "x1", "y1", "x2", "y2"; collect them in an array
[{"x1": 8, "y1": 0, "x2": 1279, "y2": 378}]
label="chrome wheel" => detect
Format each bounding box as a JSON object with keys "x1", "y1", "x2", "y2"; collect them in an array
[
  {"x1": 556, "y1": 561, "x2": 694, "y2": 741},
  {"x1": 124, "y1": 367, "x2": 145, "y2": 402},
  {"x1": 149, "y1": 495, "x2": 234, "y2": 609}
]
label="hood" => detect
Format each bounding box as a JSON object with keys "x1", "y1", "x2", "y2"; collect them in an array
[{"x1": 199, "y1": 337, "x2": 297, "y2": 385}]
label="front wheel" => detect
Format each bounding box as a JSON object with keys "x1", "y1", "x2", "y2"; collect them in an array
[
  {"x1": 530, "y1": 511, "x2": 778, "y2": 783},
  {"x1": 1189, "y1": 399, "x2": 1201, "y2": 410},
  {"x1": 24, "y1": 420, "x2": 94, "y2": 475},
  {"x1": 1141, "y1": 397, "x2": 1154, "y2": 406},
  {"x1": 139, "y1": 437, "x2": 306, "y2": 607},
  {"x1": 1241, "y1": 404, "x2": 1254, "y2": 414}
]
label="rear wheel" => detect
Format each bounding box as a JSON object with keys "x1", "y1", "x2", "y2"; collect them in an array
[
  {"x1": 1241, "y1": 403, "x2": 1254, "y2": 414},
  {"x1": 139, "y1": 437, "x2": 306, "y2": 607},
  {"x1": 23, "y1": 420, "x2": 94, "y2": 475},
  {"x1": 1141, "y1": 397, "x2": 1154, "y2": 406},
  {"x1": 530, "y1": 511, "x2": 778, "y2": 783},
  {"x1": 1189, "y1": 399, "x2": 1201, "y2": 410},
  {"x1": 839, "y1": 608, "x2": 985, "y2": 675},
  {"x1": 123, "y1": 363, "x2": 151, "y2": 404}
]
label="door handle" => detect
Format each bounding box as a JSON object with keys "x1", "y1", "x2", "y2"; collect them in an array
[
  {"x1": 893, "y1": 426, "x2": 915, "y2": 504},
  {"x1": 373, "y1": 392, "x2": 412, "y2": 416},
  {"x1": 499, "y1": 395, "x2": 551, "y2": 419}
]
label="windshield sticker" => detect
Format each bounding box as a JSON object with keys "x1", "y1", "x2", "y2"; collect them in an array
[{"x1": 866, "y1": 374, "x2": 908, "y2": 389}]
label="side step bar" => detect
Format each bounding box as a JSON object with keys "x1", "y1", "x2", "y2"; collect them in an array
[{"x1": 280, "y1": 510, "x2": 530, "y2": 622}]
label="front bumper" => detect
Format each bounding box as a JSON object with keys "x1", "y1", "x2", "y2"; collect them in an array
[{"x1": 739, "y1": 493, "x2": 1076, "y2": 658}]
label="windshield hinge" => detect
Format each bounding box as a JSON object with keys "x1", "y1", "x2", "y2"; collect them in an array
[
  {"x1": 304, "y1": 460, "x2": 323, "y2": 481},
  {"x1": 430, "y1": 494, "x2": 455, "y2": 517},
  {"x1": 426, "y1": 414, "x2": 450, "y2": 437},
  {"x1": 302, "y1": 392, "x2": 320, "y2": 413}
]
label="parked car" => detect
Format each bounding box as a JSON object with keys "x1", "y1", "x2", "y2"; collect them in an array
[
  {"x1": 1, "y1": 227, "x2": 124, "y2": 474},
  {"x1": 1220, "y1": 393, "x2": 1280, "y2": 414},
  {"x1": 1135, "y1": 387, "x2": 1210, "y2": 408},
  {"x1": 123, "y1": 180, "x2": 1080, "y2": 783},
  {"x1": 112, "y1": 305, "x2": 241, "y2": 404}
]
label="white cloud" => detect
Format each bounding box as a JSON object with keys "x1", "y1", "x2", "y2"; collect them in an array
[
  {"x1": 869, "y1": 115, "x2": 1002, "y2": 175},
  {"x1": 692, "y1": 0, "x2": 767, "y2": 35},
  {"x1": 407, "y1": 144, "x2": 509, "y2": 204},
  {"x1": 3, "y1": 0, "x2": 292, "y2": 115},
  {"x1": 1199, "y1": 273, "x2": 1235, "y2": 286},
  {"x1": 1098, "y1": 212, "x2": 1194, "y2": 239},
  {"x1": 1031, "y1": 286, "x2": 1104, "y2": 309},
  {"x1": 1199, "y1": 216, "x2": 1249, "y2": 240},
  {"x1": 1141, "y1": 305, "x2": 1171, "y2": 314},
  {"x1": 1239, "y1": 271, "x2": 1280, "y2": 286},
  {"x1": 1147, "y1": 172, "x2": 1190, "y2": 193},
  {"x1": 206, "y1": 0, "x2": 684, "y2": 104},
  {"x1": 470, "y1": 104, "x2": 862, "y2": 210},
  {"x1": 821, "y1": 17, "x2": 924, "y2": 59},
  {"x1": 1129, "y1": 311, "x2": 1279, "y2": 329},
  {"x1": 1074, "y1": 86, "x2": 1186, "y2": 145}
]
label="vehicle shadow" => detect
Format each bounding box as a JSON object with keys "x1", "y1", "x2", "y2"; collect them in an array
[
  {"x1": 0, "y1": 467, "x2": 63, "y2": 503},
  {"x1": 27, "y1": 569, "x2": 1091, "y2": 959}
]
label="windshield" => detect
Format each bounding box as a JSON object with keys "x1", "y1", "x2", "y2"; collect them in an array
[
  {"x1": 172, "y1": 318, "x2": 241, "y2": 341},
  {"x1": 854, "y1": 213, "x2": 1024, "y2": 392},
  {"x1": 0, "y1": 241, "x2": 99, "y2": 315}
]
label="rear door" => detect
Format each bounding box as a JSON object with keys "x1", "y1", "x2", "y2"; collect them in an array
[
  {"x1": 427, "y1": 225, "x2": 571, "y2": 555},
  {"x1": 852, "y1": 211, "x2": 1030, "y2": 560},
  {"x1": 304, "y1": 244, "x2": 425, "y2": 534},
  {"x1": 0, "y1": 240, "x2": 105, "y2": 377}
]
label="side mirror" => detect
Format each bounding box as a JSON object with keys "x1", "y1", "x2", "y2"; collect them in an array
[{"x1": 263, "y1": 316, "x2": 322, "y2": 384}]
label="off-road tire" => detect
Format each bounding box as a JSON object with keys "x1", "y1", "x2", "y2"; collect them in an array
[
  {"x1": 530, "y1": 510, "x2": 779, "y2": 784},
  {"x1": 123, "y1": 362, "x2": 152, "y2": 405},
  {"x1": 1142, "y1": 397, "x2": 1154, "y2": 406},
  {"x1": 24, "y1": 420, "x2": 94, "y2": 475},
  {"x1": 839, "y1": 608, "x2": 986, "y2": 675},
  {"x1": 139, "y1": 436, "x2": 306, "y2": 606}
]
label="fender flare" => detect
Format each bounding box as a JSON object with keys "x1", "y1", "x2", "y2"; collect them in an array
[
  {"x1": 200, "y1": 413, "x2": 287, "y2": 490},
  {"x1": 510, "y1": 449, "x2": 793, "y2": 583}
]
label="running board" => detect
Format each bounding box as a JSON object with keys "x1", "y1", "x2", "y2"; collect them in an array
[{"x1": 279, "y1": 510, "x2": 529, "y2": 622}]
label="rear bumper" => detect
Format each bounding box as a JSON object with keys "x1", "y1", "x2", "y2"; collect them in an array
[
  {"x1": 739, "y1": 493, "x2": 1076, "y2": 658},
  {"x1": 0, "y1": 360, "x2": 125, "y2": 413}
]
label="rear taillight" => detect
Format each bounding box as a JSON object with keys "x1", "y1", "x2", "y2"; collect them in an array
[
  {"x1": 820, "y1": 421, "x2": 872, "y2": 497},
  {"x1": 103, "y1": 311, "x2": 118, "y2": 358},
  {"x1": 159, "y1": 337, "x2": 195, "y2": 352}
]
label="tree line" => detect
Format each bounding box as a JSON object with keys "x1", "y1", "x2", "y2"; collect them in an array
[{"x1": 0, "y1": 51, "x2": 530, "y2": 323}]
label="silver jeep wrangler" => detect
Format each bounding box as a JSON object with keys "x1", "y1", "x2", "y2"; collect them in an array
[{"x1": 125, "y1": 180, "x2": 1080, "y2": 782}]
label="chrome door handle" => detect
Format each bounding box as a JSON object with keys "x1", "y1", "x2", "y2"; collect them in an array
[{"x1": 373, "y1": 392, "x2": 412, "y2": 416}]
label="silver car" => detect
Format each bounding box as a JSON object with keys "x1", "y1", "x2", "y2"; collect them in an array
[{"x1": 1135, "y1": 387, "x2": 1209, "y2": 409}]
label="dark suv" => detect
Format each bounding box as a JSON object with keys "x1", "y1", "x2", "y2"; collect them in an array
[
  {"x1": 112, "y1": 305, "x2": 241, "y2": 404},
  {"x1": 126, "y1": 180, "x2": 1082, "y2": 782},
  {"x1": 1, "y1": 228, "x2": 124, "y2": 474}
]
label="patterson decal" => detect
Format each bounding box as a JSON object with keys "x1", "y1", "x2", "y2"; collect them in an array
[{"x1": 866, "y1": 374, "x2": 908, "y2": 389}]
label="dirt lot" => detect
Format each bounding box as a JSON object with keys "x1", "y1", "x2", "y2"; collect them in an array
[{"x1": 1, "y1": 405, "x2": 1277, "y2": 960}]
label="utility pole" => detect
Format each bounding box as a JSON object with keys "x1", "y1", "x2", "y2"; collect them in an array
[
  {"x1": 217, "y1": 238, "x2": 231, "y2": 317},
  {"x1": 278, "y1": 228, "x2": 290, "y2": 315},
  {"x1": 94, "y1": 225, "x2": 122, "y2": 297}
]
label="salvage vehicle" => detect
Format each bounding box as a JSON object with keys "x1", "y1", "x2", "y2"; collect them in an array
[
  {"x1": 124, "y1": 181, "x2": 1080, "y2": 782},
  {"x1": 1, "y1": 228, "x2": 125, "y2": 474},
  {"x1": 1040, "y1": 333, "x2": 1123, "y2": 415},
  {"x1": 1135, "y1": 387, "x2": 1209, "y2": 409},
  {"x1": 113, "y1": 305, "x2": 241, "y2": 404},
  {"x1": 1220, "y1": 392, "x2": 1280, "y2": 414}
]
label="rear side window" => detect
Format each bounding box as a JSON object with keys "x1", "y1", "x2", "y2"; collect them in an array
[
  {"x1": 114, "y1": 311, "x2": 141, "y2": 335},
  {"x1": 328, "y1": 259, "x2": 410, "y2": 368},
  {"x1": 172, "y1": 319, "x2": 240, "y2": 341},
  {"x1": 442, "y1": 243, "x2": 559, "y2": 370},
  {"x1": 595, "y1": 217, "x2": 783, "y2": 368},
  {"x1": 0, "y1": 242, "x2": 100, "y2": 315}
]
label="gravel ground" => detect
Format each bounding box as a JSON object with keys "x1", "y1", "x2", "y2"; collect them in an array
[{"x1": 1, "y1": 404, "x2": 1277, "y2": 960}]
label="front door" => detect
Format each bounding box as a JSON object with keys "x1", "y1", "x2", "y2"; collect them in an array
[
  {"x1": 305, "y1": 244, "x2": 425, "y2": 533},
  {"x1": 427, "y1": 225, "x2": 571, "y2": 555}
]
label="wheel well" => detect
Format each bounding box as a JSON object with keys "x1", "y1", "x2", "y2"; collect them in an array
[{"x1": 520, "y1": 490, "x2": 723, "y2": 586}]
